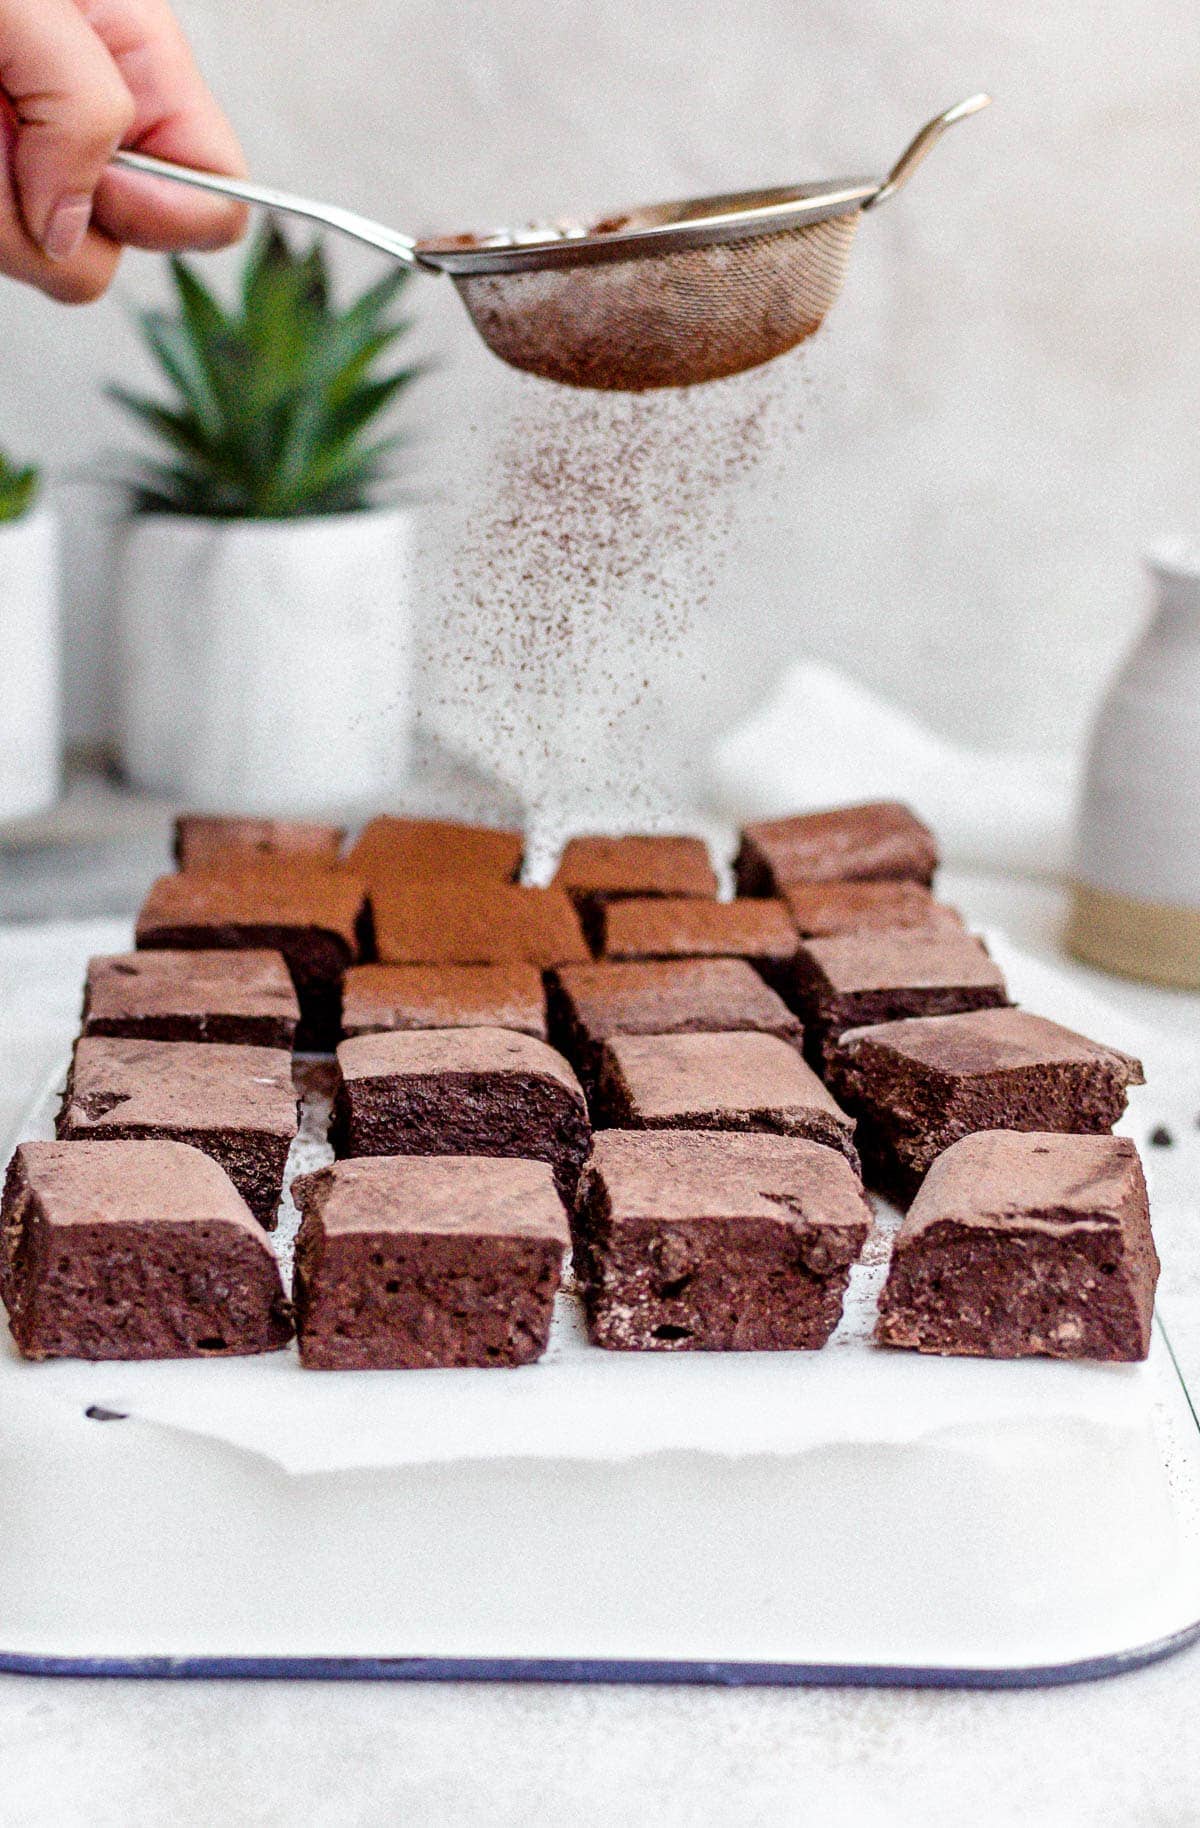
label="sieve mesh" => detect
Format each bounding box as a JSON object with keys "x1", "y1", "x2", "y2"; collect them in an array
[{"x1": 452, "y1": 212, "x2": 861, "y2": 391}]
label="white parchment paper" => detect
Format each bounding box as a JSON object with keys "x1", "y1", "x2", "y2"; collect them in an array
[{"x1": 0, "y1": 934, "x2": 1193, "y2": 1477}]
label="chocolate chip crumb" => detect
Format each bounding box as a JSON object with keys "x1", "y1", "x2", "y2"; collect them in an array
[{"x1": 1149, "y1": 1125, "x2": 1174, "y2": 1148}]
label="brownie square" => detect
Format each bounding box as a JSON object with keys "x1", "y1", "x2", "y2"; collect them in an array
[
  {"x1": 333, "y1": 1026, "x2": 590, "y2": 1202},
  {"x1": 876, "y1": 1131, "x2": 1159, "y2": 1361},
  {"x1": 598, "y1": 896, "x2": 798, "y2": 993},
  {"x1": 596, "y1": 1032, "x2": 859, "y2": 1170},
  {"x1": 341, "y1": 963, "x2": 546, "y2": 1041},
  {"x1": 344, "y1": 816, "x2": 523, "y2": 892},
  {"x1": 373, "y1": 881, "x2": 589, "y2": 971},
  {"x1": 792, "y1": 929, "x2": 1010, "y2": 1065},
  {"x1": 574, "y1": 1130, "x2": 871, "y2": 1351},
  {"x1": 57, "y1": 1037, "x2": 298, "y2": 1228},
  {"x1": 1, "y1": 1140, "x2": 292, "y2": 1360},
  {"x1": 135, "y1": 863, "x2": 370, "y2": 1049},
  {"x1": 292, "y1": 1156, "x2": 568, "y2": 1369},
  {"x1": 825, "y1": 1007, "x2": 1145, "y2": 1203},
  {"x1": 82, "y1": 950, "x2": 300, "y2": 1049},
  {"x1": 174, "y1": 815, "x2": 344, "y2": 872},
  {"x1": 552, "y1": 835, "x2": 717, "y2": 945},
  {"x1": 781, "y1": 879, "x2": 963, "y2": 939},
  {"x1": 735, "y1": 801, "x2": 938, "y2": 895}
]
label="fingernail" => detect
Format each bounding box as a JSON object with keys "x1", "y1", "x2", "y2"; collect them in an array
[{"x1": 42, "y1": 193, "x2": 93, "y2": 262}]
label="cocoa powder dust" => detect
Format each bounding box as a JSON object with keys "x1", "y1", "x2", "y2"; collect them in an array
[{"x1": 429, "y1": 352, "x2": 813, "y2": 868}]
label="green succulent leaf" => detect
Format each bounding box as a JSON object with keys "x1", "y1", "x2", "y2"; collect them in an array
[
  {"x1": 117, "y1": 219, "x2": 421, "y2": 518},
  {"x1": 0, "y1": 447, "x2": 41, "y2": 523}
]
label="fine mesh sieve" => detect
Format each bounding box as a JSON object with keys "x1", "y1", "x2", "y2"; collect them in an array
[{"x1": 112, "y1": 95, "x2": 989, "y2": 392}]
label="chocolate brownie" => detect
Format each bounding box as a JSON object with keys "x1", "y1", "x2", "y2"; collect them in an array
[
  {"x1": 792, "y1": 929, "x2": 1010, "y2": 1066},
  {"x1": 547, "y1": 957, "x2": 803, "y2": 1096},
  {"x1": 735, "y1": 801, "x2": 938, "y2": 895},
  {"x1": 875, "y1": 1131, "x2": 1159, "y2": 1361},
  {"x1": 598, "y1": 896, "x2": 798, "y2": 993},
  {"x1": 781, "y1": 879, "x2": 963, "y2": 939},
  {"x1": 333, "y1": 1026, "x2": 590, "y2": 1201},
  {"x1": 574, "y1": 1130, "x2": 870, "y2": 1351},
  {"x1": 596, "y1": 1031, "x2": 859, "y2": 1170},
  {"x1": 82, "y1": 949, "x2": 300, "y2": 1049},
  {"x1": 57, "y1": 1037, "x2": 298, "y2": 1228},
  {"x1": 826, "y1": 1007, "x2": 1145, "y2": 1203},
  {"x1": 292, "y1": 1156, "x2": 568, "y2": 1369},
  {"x1": 1, "y1": 1140, "x2": 292, "y2": 1359},
  {"x1": 373, "y1": 881, "x2": 589, "y2": 971},
  {"x1": 341, "y1": 963, "x2": 546, "y2": 1041},
  {"x1": 174, "y1": 815, "x2": 344, "y2": 872},
  {"x1": 135, "y1": 863, "x2": 370, "y2": 1048},
  {"x1": 552, "y1": 834, "x2": 717, "y2": 945},
  {"x1": 344, "y1": 816, "x2": 523, "y2": 892}
]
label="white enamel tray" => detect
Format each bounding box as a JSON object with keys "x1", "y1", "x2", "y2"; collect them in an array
[{"x1": 2, "y1": 932, "x2": 1199, "y2": 1688}]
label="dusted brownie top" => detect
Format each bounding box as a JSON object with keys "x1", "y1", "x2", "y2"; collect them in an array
[
  {"x1": 795, "y1": 929, "x2": 1006, "y2": 996},
  {"x1": 553, "y1": 834, "x2": 718, "y2": 902},
  {"x1": 899, "y1": 1131, "x2": 1152, "y2": 1241},
  {"x1": 601, "y1": 1031, "x2": 849, "y2": 1126},
  {"x1": 292, "y1": 1154, "x2": 569, "y2": 1243},
  {"x1": 336, "y1": 1024, "x2": 583, "y2": 1102},
  {"x1": 373, "y1": 881, "x2": 588, "y2": 969},
  {"x1": 833, "y1": 1006, "x2": 1145, "y2": 1083},
  {"x1": 781, "y1": 879, "x2": 962, "y2": 938},
  {"x1": 84, "y1": 949, "x2": 299, "y2": 1024},
  {"x1": 344, "y1": 816, "x2": 523, "y2": 887},
  {"x1": 136, "y1": 863, "x2": 368, "y2": 951},
  {"x1": 3, "y1": 1138, "x2": 269, "y2": 1239},
  {"x1": 600, "y1": 896, "x2": 796, "y2": 962},
  {"x1": 63, "y1": 1037, "x2": 299, "y2": 1138},
  {"x1": 174, "y1": 815, "x2": 344, "y2": 872},
  {"x1": 585, "y1": 1130, "x2": 869, "y2": 1244},
  {"x1": 340, "y1": 962, "x2": 546, "y2": 1040},
  {"x1": 737, "y1": 800, "x2": 938, "y2": 891},
  {"x1": 551, "y1": 957, "x2": 801, "y2": 1042}
]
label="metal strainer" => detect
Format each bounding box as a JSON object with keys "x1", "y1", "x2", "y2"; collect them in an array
[{"x1": 113, "y1": 94, "x2": 989, "y2": 392}]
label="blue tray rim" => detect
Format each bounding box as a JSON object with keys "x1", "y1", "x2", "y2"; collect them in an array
[{"x1": 3, "y1": 1619, "x2": 1199, "y2": 1688}]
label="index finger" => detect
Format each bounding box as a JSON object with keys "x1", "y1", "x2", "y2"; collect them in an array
[{"x1": 82, "y1": 0, "x2": 249, "y2": 252}]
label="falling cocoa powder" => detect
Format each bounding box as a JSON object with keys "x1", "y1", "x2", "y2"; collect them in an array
[{"x1": 430, "y1": 351, "x2": 814, "y2": 861}]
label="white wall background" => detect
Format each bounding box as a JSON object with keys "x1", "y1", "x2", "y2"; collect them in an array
[{"x1": 1, "y1": 0, "x2": 1198, "y2": 759}]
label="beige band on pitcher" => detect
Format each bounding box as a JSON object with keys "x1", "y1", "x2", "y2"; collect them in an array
[{"x1": 1067, "y1": 882, "x2": 1200, "y2": 990}]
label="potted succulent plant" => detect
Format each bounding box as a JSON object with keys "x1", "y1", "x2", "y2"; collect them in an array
[
  {"x1": 112, "y1": 222, "x2": 423, "y2": 814},
  {"x1": 0, "y1": 447, "x2": 60, "y2": 820}
]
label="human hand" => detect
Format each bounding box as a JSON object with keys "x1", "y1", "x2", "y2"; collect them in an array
[{"x1": 1, "y1": 0, "x2": 247, "y2": 303}]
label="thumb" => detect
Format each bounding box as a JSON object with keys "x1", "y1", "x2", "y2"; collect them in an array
[{"x1": 0, "y1": 0, "x2": 135, "y2": 258}]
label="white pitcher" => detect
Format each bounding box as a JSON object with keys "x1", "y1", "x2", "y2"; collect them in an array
[{"x1": 1069, "y1": 547, "x2": 1200, "y2": 987}]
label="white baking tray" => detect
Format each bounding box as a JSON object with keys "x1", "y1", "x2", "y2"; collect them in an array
[{"x1": 2, "y1": 938, "x2": 1199, "y2": 1687}]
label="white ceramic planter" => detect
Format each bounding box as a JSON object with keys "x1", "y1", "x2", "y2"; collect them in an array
[
  {"x1": 0, "y1": 505, "x2": 60, "y2": 821},
  {"x1": 116, "y1": 507, "x2": 413, "y2": 815},
  {"x1": 1069, "y1": 548, "x2": 1200, "y2": 987}
]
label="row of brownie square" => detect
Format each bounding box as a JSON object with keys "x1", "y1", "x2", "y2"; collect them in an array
[
  {"x1": 174, "y1": 798, "x2": 941, "y2": 902},
  {"x1": 4, "y1": 1116, "x2": 1159, "y2": 1368}
]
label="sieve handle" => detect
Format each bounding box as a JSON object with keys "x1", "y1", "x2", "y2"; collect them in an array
[
  {"x1": 864, "y1": 93, "x2": 991, "y2": 210},
  {"x1": 110, "y1": 149, "x2": 423, "y2": 267}
]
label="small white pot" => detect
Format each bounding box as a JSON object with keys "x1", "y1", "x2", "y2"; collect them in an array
[
  {"x1": 116, "y1": 507, "x2": 413, "y2": 815},
  {"x1": 1069, "y1": 547, "x2": 1200, "y2": 986},
  {"x1": 0, "y1": 506, "x2": 60, "y2": 821}
]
